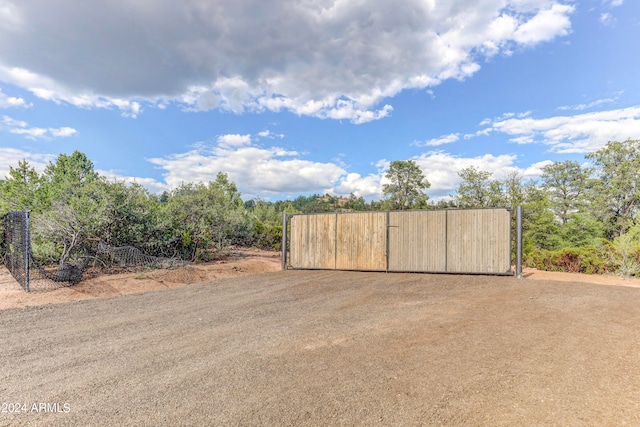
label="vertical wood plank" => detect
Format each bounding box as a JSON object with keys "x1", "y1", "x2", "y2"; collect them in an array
[{"x1": 388, "y1": 211, "x2": 446, "y2": 272}]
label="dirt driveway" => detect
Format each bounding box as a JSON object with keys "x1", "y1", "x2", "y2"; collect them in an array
[{"x1": 2, "y1": 269, "x2": 640, "y2": 426}]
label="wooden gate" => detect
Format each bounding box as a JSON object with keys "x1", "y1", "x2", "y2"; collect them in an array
[{"x1": 287, "y1": 208, "x2": 512, "y2": 275}]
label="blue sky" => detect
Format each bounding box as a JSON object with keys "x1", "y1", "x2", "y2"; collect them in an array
[{"x1": 0, "y1": 0, "x2": 638, "y2": 201}]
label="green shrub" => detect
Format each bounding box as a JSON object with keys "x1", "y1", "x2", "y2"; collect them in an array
[
  {"x1": 526, "y1": 245, "x2": 611, "y2": 274},
  {"x1": 609, "y1": 226, "x2": 640, "y2": 276},
  {"x1": 253, "y1": 222, "x2": 282, "y2": 251}
]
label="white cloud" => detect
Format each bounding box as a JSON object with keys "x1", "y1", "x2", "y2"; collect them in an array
[
  {"x1": 1, "y1": 115, "x2": 25, "y2": 128},
  {"x1": 147, "y1": 134, "x2": 346, "y2": 199},
  {"x1": 0, "y1": 88, "x2": 29, "y2": 108},
  {"x1": 0, "y1": 66, "x2": 144, "y2": 118},
  {"x1": 329, "y1": 151, "x2": 541, "y2": 201},
  {"x1": 0, "y1": 1, "x2": 575, "y2": 123},
  {"x1": 331, "y1": 172, "x2": 383, "y2": 199},
  {"x1": 256, "y1": 130, "x2": 285, "y2": 139},
  {"x1": 558, "y1": 96, "x2": 618, "y2": 111},
  {"x1": 523, "y1": 160, "x2": 554, "y2": 176},
  {"x1": 216, "y1": 134, "x2": 252, "y2": 148},
  {"x1": 412, "y1": 151, "x2": 522, "y2": 198},
  {"x1": 147, "y1": 133, "x2": 531, "y2": 201},
  {"x1": 0, "y1": 147, "x2": 54, "y2": 179},
  {"x1": 49, "y1": 127, "x2": 77, "y2": 138},
  {"x1": 599, "y1": 13, "x2": 615, "y2": 26},
  {"x1": 415, "y1": 133, "x2": 460, "y2": 147},
  {"x1": 513, "y1": 4, "x2": 574, "y2": 45},
  {"x1": 99, "y1": 170, "x2": 169, "y2": 195},
  {"x1": 476, "y1": 106, "x2": 640, "y2": 153},
  {"x1": 1, "y1": 114, "x2": 77, "y2": 140}
]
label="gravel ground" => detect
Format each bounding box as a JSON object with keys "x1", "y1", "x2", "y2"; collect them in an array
[{"x1": 1, "y1": 270, "x2": 640, "y2": 426}]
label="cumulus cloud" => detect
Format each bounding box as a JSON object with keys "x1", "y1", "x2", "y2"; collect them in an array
[
  {"x1": 146, "y1": 134, "x2": 537, "y2": 201},
  {"x1": 412, "y1": 151, "x2": 523, "y2": 198},
  {"x1": 331, "y1": 172, "x2": 384, "y2": 199},
  {"x1": 0, "y1": 0, "x2": 574, "y2": 123},
  {"x1": 330, "y1": 151, "x2": 541, "y2": 200},
  {"x1": 512, "y1": 3, "x2": 573, "y2": 44},
  {"x1": 147, "y1": 134, "x2": 346, "y2": 199},
  {"x1": 476, "y1": 106, "x2": 640, "y2": 153},
  {"x1": 1, "y1": 115, "x2": 77, "y2": 140},
  {"x1": 216, "y1": 134, "x2": 252, "y2": 148}
]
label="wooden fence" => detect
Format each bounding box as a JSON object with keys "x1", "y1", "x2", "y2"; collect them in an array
[{"x1": 286, "y1": 208, "x2": 513, "y2": 275}]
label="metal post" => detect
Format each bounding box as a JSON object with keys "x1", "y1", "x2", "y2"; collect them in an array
[
  {"x1": 24, "y1": 211, "x2": 30, "y2": 292},
  {"x1": 516, "y1": 206, "x2": 523, "y2": 279},
  {"x1": 281, "y1": 213, "x2": 288, "y2": 270}
]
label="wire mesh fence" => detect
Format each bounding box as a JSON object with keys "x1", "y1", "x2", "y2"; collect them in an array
[
  {"x1": 97, "y1": 241, "x2": 188, "y2": 269},
  {"x1": 2, "y1": 211, "x2": 31, "y2": 291},
  {"x1": 2, "y1": 211, "x2": 189, "y2": 292}
]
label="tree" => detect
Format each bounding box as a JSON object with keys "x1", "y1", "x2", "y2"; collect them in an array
[
  {"x1": 32, "y1": 151, "x2": 106, "y2": 267},
  {"x1": 98, "y1": 180, "x2": 159, "y2": 249},
  {"x1": 343, "y1": 193, "x2": 368, "y2": 211},
  {"x1": 40, "y1": 150, "x2": 100, "y2": 206},
  {"x1": 454, "y1": 166, "x2": 503, "y2": 208},
  {"x1": 161, "y1": 172, "x2": 250, "y2": 261},
  {"x1": 501, "y1": 170, "x2": 526, "y2": 208},
  {"x1": 586, "y1": 139, "x2": 640, "y2": 238},
  {"x1": 0, "y1": 160, "x2": 43, "y2": 213},
  {"x1": 559, "y1": 212, "x2": 605, "y2": 247},
  {"x1": 540, "y1": 161, "x2": 590, "y2": 224},
  {"x1": 381, "y1": 160, "x2": 430, "y2": 210},
  {"x1": 521, "y1": 181, "x2": 562, "y2": 253}
]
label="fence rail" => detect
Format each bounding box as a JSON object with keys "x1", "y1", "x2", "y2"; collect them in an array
[{"x1": 285, "y1": 208, "x2": 514, "y2": 275}]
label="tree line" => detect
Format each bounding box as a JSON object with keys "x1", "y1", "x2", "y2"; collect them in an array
[
  {"x1": 1, "y1": 139, "x2": 639, "y2": 275},
  {"x1": 378, "y1": 139, "x2": 640, "y2": 275}
]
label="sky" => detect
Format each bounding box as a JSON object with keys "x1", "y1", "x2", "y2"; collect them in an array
[{"x1": 0, "y1": 0, "x2": 638, "y2": 201}]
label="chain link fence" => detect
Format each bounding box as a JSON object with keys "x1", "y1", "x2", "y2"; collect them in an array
[
  {"x1": 2, "y1": 211, "x2": 31, "y2": 291},
  {"x1": 2, "y1": 211, "x2": 189, "y2": 292}
]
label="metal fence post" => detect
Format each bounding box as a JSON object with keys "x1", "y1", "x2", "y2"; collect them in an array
[
  {"x1": 281, "y1": 213, "x2": 288, "y2": 271},
  {"x1": 24, "y1": 211, "x2": 30, "y2": 292},
  {"x1": 516, "y1": 206, "x2": 523, "y2": 279}
]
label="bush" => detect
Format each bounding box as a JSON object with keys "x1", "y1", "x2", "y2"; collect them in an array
[
  {"x1": 609, "y1": 226, "x2": 640, "y2": 276},
  {"x1": 526, "y1": 245, "x2": 611, "y2": 274},
  {"x1": 253, "y1": 222, "x2": 282, "y2": 251}
]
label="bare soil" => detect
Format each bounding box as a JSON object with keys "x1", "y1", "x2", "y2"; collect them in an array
[{"x1": 2, "y1": 256, "x2": 640, "y2": 426}]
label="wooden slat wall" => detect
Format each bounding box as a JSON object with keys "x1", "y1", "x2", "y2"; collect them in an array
[
  {"x1": 446, "y1": 209, "x2": 511, "y2": 273},
  {"x1": 289, "y1": 214, "x2": 336, "y2": 269},
  {"x1": 335, "y1": 212, "x2": 387, "y2": 271},
  {"x1": 288, "y1": 208, "x2": 512, "y2": 274},
  {"x1": 388, "y1": 211, "x2": 447, "y2": 272}
]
